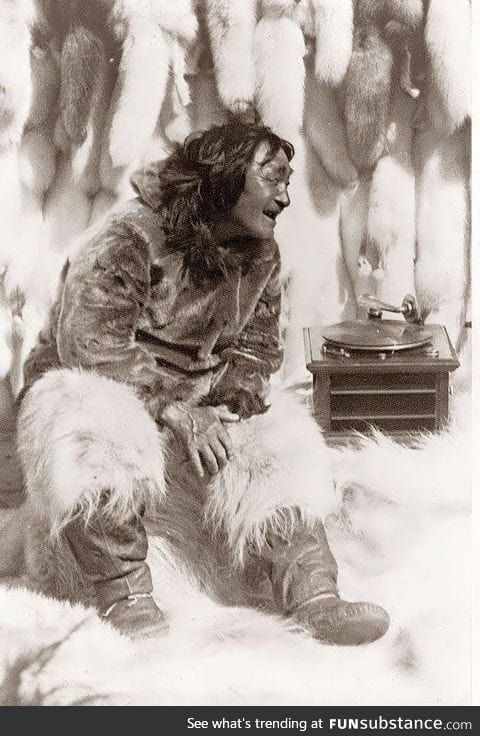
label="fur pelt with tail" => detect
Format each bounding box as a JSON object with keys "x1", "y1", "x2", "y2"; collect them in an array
[
  {"x1": 17, "y1": 369, "x2": 167, "y2": 536},
  {"x1": 363, "y1": 88, "x2": 416, "y2": 301},
  {"x1": 276, "y1": 134, "x2": 354, "y2": 384},
  {"x1": 311, "y1": 0, "x2": 353, "y2": 85},
  {"x1": 107, "y1": 0, "x2": 197, "y2": 170},
  {"x1": 0, "y1": 0, "x2": 36, "y2": 151},
  {"x1": 205, "y1": 0, "x2": 256, "y2": 117},
  {"x1": 339, "y1": 179, "x2": 375, "y2": 316},
  {"x1": 0, "y1": 24, "x2": 59, "y2": 398},
  {"x1": 43, "y1": 1, "x2": 115, "y2": 148},
  {"x1": 254, "y1": 1, "x2": 308, "y2": 141},
  {"x1": 424, "y1": 0, "x2": 471, "y2": 137},
  {"x1": 303, "y1": 67, "x2": 358, "y2": 188},
  {"x1": 341, "y1": 0, "x2": 423, "y2": 171},
  {"x1": 97, "y1": 1, "x2": 197, "y2": 207},
  {"x1": 413, "y1": 122, "x2": 470, "y2": 350},
  {"x1": 341, "y1": 23, "x2": 392, "y2": 171},
  {"x1": 44, "y1": 40, "x2": 112, "y2": 255}
]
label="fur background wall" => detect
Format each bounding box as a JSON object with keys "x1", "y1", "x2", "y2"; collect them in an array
[
  {"x1": 0, "y1": 0, "x2": 474, "y2": 707},
  {"x1": 0, "y1": 0, "x2": 472, "y2": 407}
]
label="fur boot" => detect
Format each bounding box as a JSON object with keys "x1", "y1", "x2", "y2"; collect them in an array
[
  {"x1": 17, "y1": 369, "x2": 167, "y2": 536},
  {"x1": 424, "y1": 0, "x2": 471, "y2": 137},
  {"x1": 205, "y1": 0, "x2": 256, "y2": 118},
  {"x1": 413, "y1": 121, "x2": 470, "y2": 350}
]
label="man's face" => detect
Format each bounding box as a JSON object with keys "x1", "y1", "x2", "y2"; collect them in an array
[{"x1": 231, "y1": 141, "x2": 292, "y2": 240}]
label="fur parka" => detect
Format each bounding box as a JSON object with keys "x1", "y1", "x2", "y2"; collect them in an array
[{"x1": 23, "y1": 167, "x2": 284, "y2": 422}]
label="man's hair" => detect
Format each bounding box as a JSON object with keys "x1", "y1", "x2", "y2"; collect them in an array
[{"x1": 134, "y1": 120, "x2": 294, "y2": 286}]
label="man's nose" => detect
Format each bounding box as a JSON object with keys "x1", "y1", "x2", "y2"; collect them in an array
[{"x1": 275, "y1": 188, "x2": 290, "y2": 209}]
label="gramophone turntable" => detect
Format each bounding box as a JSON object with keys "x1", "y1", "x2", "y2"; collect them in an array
[{"x1": 303, "y1": 295, "x2": 460, "y2": 446}]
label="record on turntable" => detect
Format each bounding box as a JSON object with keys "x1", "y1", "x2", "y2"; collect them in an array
[
  {"x1": 303, "y1": 293, "x2": 460, "y2": 446},
  {"x1": 320, "y1": 320, "x2": 433, "y2": 352},
  {"x1": 321, "y1": 294, "x2": 432, "y2": 352}
]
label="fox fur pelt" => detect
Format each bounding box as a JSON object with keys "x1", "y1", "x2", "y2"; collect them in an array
[
  {"x1": 93, "y1": 0, "x2": 197, "y2": 215},
  {"x1": 204, "y1": 0, "x2": 256, "y2": 117},
  {"x1": 424, "y1": 0, "x2": 471, "y2": 137},
  {"x1": 413, "y1": 121, "x2": 470, "y2": 351},
  {"x1": 42, "y1": 1, "x2": 116, "y2": 147},
  {"x1": 276, "y1": 135, "x2": 354, "y2": 383},
  {"x1": 339, "y1": 178, "x2": 374, "y2": 316},
  {"x1": 363, "y1": 88, "x2": 417, "y2": 302},
  {"x1": 0, "y1": 0, "x2": 37, "y2": 152},
  {"x1": 303, "y1": 65, "x2": 358, "y2": 188},
  {"x1": 311, "y1": 0, "x2": 353, "y2": 86},
  {"x1": 107, "y1": 0, "x2": 197, "y2": 166},
  {"x1": 341, "y1": 0, "x2": 424, "y2": 171},
  {"x1": 254, "y1": 2, "x2": 307, "y2": 142}
]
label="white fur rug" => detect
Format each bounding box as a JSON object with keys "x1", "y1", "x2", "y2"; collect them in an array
[{"x1": 0, "y1": 389, "x2": 472, "y2": 706}]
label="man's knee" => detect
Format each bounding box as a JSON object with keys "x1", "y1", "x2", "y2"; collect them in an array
[{"x1": 17, "y1": 369, "x2": 167, "y2": 533}]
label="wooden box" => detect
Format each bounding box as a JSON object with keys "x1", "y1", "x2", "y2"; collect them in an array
[{"x1": 303, "y1": 324, "x2": 460, "y2": 446}]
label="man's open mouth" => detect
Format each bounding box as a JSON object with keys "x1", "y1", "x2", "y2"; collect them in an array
[{"x1": 263, "y1": 210, "x2": 278, "y2": 222}]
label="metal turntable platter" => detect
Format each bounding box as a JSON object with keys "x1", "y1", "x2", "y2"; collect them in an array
[{"x1": 321, "y1": 320, "x2": 434, "y2": 352}]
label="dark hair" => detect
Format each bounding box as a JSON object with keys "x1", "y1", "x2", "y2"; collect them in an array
[{"x1": 134, "y1": 121, "x2": 294, "y2": 286}]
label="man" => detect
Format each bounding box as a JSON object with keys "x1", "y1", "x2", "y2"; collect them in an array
[{"x1": 18, "y1": 121, "x2": 389, "y2": 644}]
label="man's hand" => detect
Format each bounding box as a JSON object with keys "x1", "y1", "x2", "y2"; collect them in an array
[{"x1": 160, "y1": 402, "x2": 239, "y2": 478}]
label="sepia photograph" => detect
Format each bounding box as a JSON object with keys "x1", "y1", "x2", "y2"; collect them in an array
[{"x1": 0, "y1": 0, "x2": 475, "y2": 710}]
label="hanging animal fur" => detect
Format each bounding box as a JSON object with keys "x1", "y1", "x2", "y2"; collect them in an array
[
  {"x1": 341, "y1": 0, "x2": 424, "y2": 171},
  {"x1": 42, "y1": 1, "x2": 116, "y2": 148},
  {"x1": 107, "y1": 0, "x2": 197, "y2": 170},
  {"x1": 254, "y1": 0, "x2": 310, "y2": 141},
  {"x1": 205, "y1": 0, "x2": 256, "y2": 119},
  {"x1": 311, "y1": 0, "x2": 353, "y2": 86},
  {"x1": 414, "y1": 121, "x2": 470, "y2": 351},
  {"x1": 0, "y1": 0, "x2": 37, "y2": 151},
  {"x1": 363, "y1": 88, "x2": 417, "y2": 304},
  {"x1": 423, "y1": 0, "x2": 471, "y2": 137},
  {"x1": 303, "y1": 64, "x2": 358, "y2": 188}
]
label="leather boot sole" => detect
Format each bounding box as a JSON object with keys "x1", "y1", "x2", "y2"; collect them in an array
[{"x1": 293, "y1": 599, "x2": 390, "y2": 646}]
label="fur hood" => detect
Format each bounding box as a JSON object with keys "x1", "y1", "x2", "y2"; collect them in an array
[
  {"x1": 130, "y1": 161, "x2": 274, "y2": 287},
  {"x1": 130, "y1": 160, "x2": 167, "y2": 213}
]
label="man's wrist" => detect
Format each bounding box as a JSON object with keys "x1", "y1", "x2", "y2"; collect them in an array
[{"x1": 158, "y1": 401, "x2": 186, "y2": 429}]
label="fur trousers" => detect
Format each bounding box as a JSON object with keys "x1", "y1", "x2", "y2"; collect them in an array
[{"x1": 17, "y1": 369, "x2": 336, "y2": 608}]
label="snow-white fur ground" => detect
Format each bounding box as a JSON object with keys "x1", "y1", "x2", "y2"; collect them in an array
[{"x1": 0, "y1": 388, "x2": 472, "y2": 706}]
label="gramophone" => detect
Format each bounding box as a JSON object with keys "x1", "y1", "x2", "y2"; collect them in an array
[{"x1": 303, "y1": 294, "x2": 460, "y2": 446}]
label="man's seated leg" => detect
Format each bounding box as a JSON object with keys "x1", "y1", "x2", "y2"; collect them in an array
[
  {"x1": 205, "y1": 389, "x2": 389, "y2": 646},
  {"x1": 17, "y1": 369, "x2": 169, "y2": 639},
  {"x1": 258, "y1": 510, "x2": 389, "y2": 645}
]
